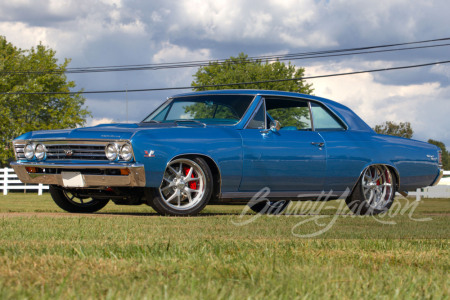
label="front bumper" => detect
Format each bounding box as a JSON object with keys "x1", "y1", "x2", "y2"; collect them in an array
[{"x1": 11, "y1": 162, "x2": 146, "y2": 188}]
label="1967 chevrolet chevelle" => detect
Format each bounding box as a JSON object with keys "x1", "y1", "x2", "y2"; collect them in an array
[{"x1": 12, "y1": 90, "x2": 443, "y2": 216}]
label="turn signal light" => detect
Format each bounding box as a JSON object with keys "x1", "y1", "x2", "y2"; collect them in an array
[
  {"x1": 26, "y1": 167, "x2": 37, "y2": 173},
  {"x1": 120, "y1": 169, "x2": 130, "y2": 176}
]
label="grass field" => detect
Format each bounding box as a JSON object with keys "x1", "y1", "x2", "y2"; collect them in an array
[{"x1": 0, "y1": 194, "x2": 448, "y2": 299}]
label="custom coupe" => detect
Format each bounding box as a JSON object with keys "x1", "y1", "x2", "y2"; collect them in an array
[{"x1": 12, "y1": 90, "x2": 443, "y2": 216}]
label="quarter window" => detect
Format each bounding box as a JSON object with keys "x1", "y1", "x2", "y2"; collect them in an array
[{"x1": 310, "y1": 102, "x2": 345, "y2": 131}]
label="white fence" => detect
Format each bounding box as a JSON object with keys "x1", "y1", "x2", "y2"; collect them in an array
[
  {"x1": 0, "y1": 168, "x2": 449, "y2": 198},
  {"x1": 0, "y1": 168, "x2": 48, "y2": 196}
]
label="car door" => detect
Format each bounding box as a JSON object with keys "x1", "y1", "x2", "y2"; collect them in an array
[{"x1": 239, "y1": 97, "x2": 326, "y2": 192}]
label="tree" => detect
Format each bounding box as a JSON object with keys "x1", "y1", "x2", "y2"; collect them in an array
[
  {"x1": 428, "y1": 139, "x2": 450, "y2": 170},
  {"x1": 373, "y1": 121, "x2": 413, "y2": 139},
  {"x1": 191, "y1": 52, "x2": 314, "y2": 94},
  {"x1": 0, "y1": 36, "x2": 90, "y2": 166}
]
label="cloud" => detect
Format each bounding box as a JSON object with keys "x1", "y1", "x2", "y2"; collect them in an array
[{"x1": 1, "y1": 0, "x2": 449, "y2": 145}]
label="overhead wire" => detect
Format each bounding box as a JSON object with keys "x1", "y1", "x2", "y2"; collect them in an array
[
  {"x1": 2, "y1": 59, "x2": 449, "y2": 95},
  {"x1": 1, "y1": 37, "x2": 450, "y2": 74}
]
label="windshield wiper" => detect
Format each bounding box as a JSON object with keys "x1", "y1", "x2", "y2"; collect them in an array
[{"x1": 173, "y1": 120, "x2": 206, "y2": 127}]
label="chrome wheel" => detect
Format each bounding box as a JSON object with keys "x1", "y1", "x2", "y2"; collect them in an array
[
  {"x1": 361, "y1": 165, "x2": 394, "y2": 210},
  {"x1": 159, "y1": 158, "x2": 207, "y2": 211},
  {"x1": 346, "y1": 165, "x2": 397, "y2": 215}
]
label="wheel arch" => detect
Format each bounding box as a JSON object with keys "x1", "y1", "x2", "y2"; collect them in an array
[
  {"x1": 349, "y1": 163, "x2": 400, "y2": 196},
  {"x1": 168, "y1": 153, "x2": 222, "y2": 199}
]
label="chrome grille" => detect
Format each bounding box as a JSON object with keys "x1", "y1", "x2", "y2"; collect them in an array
[
  {"x1": 14, "y1": 145, "x2": 25, "y2": 160},
  {"x1": 45, "y1": 144, "x2": 106, "y2": 161}
]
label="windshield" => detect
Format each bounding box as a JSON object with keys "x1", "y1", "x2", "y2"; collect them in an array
[{"x1": 142, "y1": 94, "x2": 255, "y2": 125}]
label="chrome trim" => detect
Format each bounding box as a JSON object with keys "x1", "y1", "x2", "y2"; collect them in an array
[
  {"x1": 13, "y1": 139, "x2": 135, "y2": 162},
  {"x1": 220, "y1": 191, "x2": 345, "y2": 199},
  {"x1": 11, "y1": 162, "x2": 146, "y2": 187},
  {"x1": 431, "y1": 169, "x2": 444, "y2": 186}
]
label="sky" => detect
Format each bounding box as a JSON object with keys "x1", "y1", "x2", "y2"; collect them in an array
[{"x1": 1, "y1": 0, "x2": 449, "y2": 146}]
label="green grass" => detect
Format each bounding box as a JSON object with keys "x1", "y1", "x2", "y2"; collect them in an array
[{"x1": 0, "y1": 194, "x2": 448, "y2": 299}]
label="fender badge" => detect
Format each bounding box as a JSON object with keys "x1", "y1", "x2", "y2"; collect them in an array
[{"x1": 144, "y1": 150, "x2": 155, "y2": 158}]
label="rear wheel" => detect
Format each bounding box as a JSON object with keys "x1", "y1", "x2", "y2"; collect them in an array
[
  {"x1": 346, "y1": 165, "x2": 396, "y2": 215},
  {"x1": 49, "y1": 185, "x2": 110, "y2": 213},
  {"x1": 149, "y1": 157, "x2": 213, "y2": 216},
  {"x1": 249, "y1": 200, "x2": 291, "y2": 215}
]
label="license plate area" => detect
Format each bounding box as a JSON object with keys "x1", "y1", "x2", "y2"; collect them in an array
[{"x1": 62, "y1": 172, "x2": 86, "y2": 187}]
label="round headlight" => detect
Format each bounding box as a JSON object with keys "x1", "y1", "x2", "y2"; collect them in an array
[
  {"x1": 120, "y1": 144, "x2": 133, "y2": 161},
  {"x1": 105, "y1": 143, "x2": 119, "y2": 161},
  {"x1": 24, "y1": 144, "x2": 35, "y2": 160},
  {"x1": 35, "y1": 144, "x2": 46, "y2": 160}
]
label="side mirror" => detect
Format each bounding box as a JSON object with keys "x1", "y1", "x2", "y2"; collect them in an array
[
  {"x1": 261, "y1": 120, "x2": 281, "y2": 134},
  {"x1": 269, "y1": 120, "x2": 281, "y2": 132}
]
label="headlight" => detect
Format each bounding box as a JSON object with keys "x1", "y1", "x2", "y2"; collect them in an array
[
  {"x1": 105, "y1": 143, "x2": 119, "y2": 161},
  {"x1": 24, "y1": 144, "x2": 35, "y2": 160},
  {"x1": 35, "y1": 144, "x2": 46, "y2": 160},
  {"x1": 120, "y1": 144, "x2": 133, "y2": 161}
]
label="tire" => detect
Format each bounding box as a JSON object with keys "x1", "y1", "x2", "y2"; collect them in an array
[
  {"x1": 149, "y1": 157, "x2": 213, "y2": 216},
  {"x1": 49, "y1": 185, "x2": 110, "y2": 213},
  {"x1": 345, "y1": 165, "x2": 396, "y2": 215},
  {"x1": 249, "y1": 200, "x2": 291, "y2": 215}
]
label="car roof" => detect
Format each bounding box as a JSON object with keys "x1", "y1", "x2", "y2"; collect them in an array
[{"x1": 172, "y1": 90, "x2": 374, "y2": 132}]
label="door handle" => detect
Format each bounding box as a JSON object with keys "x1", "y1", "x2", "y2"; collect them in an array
[{"x1": 311, "y1": 142, "x2": 324, "y2": 147}]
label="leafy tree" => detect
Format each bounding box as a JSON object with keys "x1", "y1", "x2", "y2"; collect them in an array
[
  {"x1": 373, "y1": 121, "x2": 413, "y2": 139},
  {"x1": 428, "y1": 139, "x2": 450, "y2": 170},
  {"x1": 0, "y1": 36, "x2": 90, "y2": 166},
  {"x1": 191, "y1": 52, "x2": 314, "y2": 127},
  {"x1": 191, "y1": 52, "x2": 314, "y2": 94}
]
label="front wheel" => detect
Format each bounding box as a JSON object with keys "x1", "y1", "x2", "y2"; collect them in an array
[
  {"x1": 49, "y1": 185, "x2": 110, "y2": 213},
  {"x1": 149, "y1": 157, "x2": 213, "y2": 216},
  {"x1": 345, "y1": 165, "x2": 396, "y2": 215}
]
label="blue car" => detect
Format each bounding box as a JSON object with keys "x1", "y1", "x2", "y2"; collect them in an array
[{"x1": 11, "y1": 90, "x2": 443, "y2": 216}]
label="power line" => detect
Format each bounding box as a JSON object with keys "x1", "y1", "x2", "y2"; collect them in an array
[
  {"x1": 2, "y1": 59, "x2": 449, "y2": 95},
  {"x1": 2, "y1": 37, "x2": 450, "y2": 75}
]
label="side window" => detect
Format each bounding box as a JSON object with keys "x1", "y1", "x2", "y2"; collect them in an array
[
  {"x1": 310, "y1": 102, "x2": 345, "y2": 131},
  {"x1": 265, "y1": 98, "x2": 312, "y2": 130},
  {"x1": 247, "y1": 102, "x2": 266, "y2": 129}
]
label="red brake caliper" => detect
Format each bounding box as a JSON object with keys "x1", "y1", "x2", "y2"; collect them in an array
[{"x1": 183, "y1": 167, "x2": 197, "y2": 190}]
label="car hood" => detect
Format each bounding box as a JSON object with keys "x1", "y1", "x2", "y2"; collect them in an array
[
  {"x1": 14, "y1": 122, "x2": 215, "y2": 141},
  {"x1": 15, "y1": 123, "x2": 149, "y2": 141}
]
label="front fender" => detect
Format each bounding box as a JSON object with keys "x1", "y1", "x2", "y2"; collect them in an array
[{"x1": 130, "y1": 127, "x2": 243, "y2": 192}]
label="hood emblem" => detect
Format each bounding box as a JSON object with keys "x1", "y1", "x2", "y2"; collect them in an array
[{"x1": 64, "y1": 149, "x2": 74, "y2": 157}]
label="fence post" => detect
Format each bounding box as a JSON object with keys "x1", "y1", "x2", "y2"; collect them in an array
[
  {"x1": 416, "y1": 188, "x2": 421, "y2": 201},
  {"x1": 38, "y1": 183, "x2": 43, "y2": 196},
  {"x1": 2, "y1": 167, "x2": 8, "y2": 196}
]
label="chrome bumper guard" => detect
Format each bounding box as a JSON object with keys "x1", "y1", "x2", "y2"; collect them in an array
[{"x1": 11, "y1": 162, "x2": 146, "y2": 188}]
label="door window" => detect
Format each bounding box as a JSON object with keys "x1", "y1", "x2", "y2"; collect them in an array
[{"x1": 265, "y1": 98, "x2": 312, "y2": 130}]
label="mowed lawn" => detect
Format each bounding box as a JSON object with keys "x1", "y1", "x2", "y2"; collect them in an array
[{"x1": 0, "y1": 194, "x2": 448, "y2": 299}]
